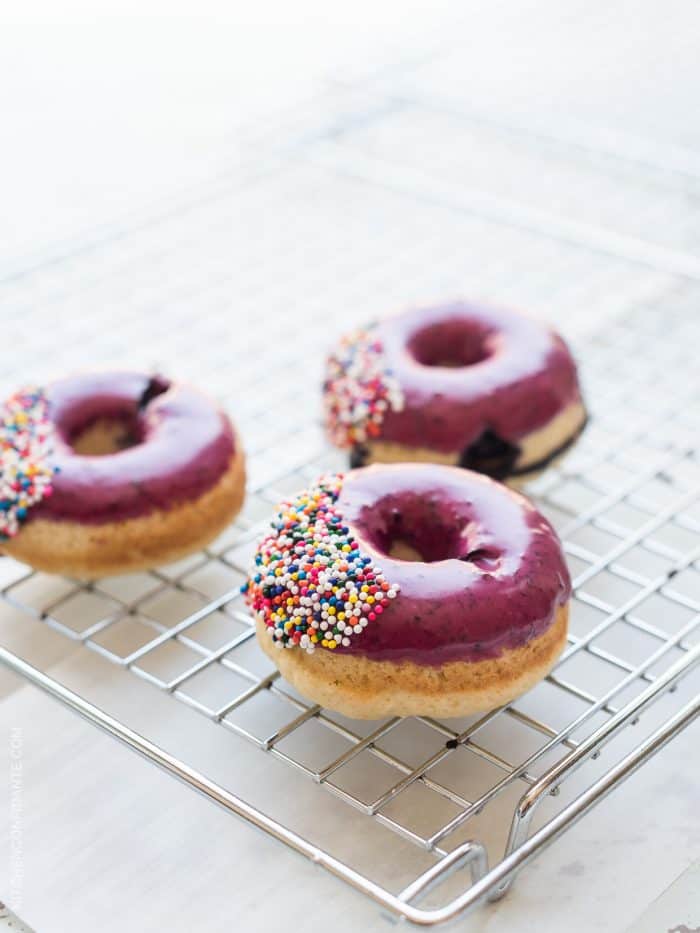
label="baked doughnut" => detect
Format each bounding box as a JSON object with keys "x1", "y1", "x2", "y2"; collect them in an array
[
  {"x1": 248, "y1": 464, "x2": 570, "y2": 719},
  {"x1": 0, "y1": 373, "x2": 245, "y2": 577},
  {"x1": 323, "y1": 301, "x2": 586, "y2": 483}
]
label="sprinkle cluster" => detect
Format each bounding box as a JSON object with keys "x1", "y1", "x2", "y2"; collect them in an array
[
  {"x1": 244, "y1": 475, "x2": 399, "y2": 653},
  {"x1": 323, "y1": 328, "x2": 404, "y2": 448},
  {"x1": 0, "y1": 388, "x2": 55, "y2": 539}
]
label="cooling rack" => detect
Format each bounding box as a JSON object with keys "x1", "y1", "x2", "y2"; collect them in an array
[{"x1": 1, "y1": 87, "x2": 699, "y2": 926}]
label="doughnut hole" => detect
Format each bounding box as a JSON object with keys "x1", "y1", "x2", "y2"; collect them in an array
[
  {"x1": 62, "y1": 376, "x2": 170, "y2": 456},
  {"x1": 408, "y1": 318, "x2": 496, "y2": 368},
  {"x1": 70, "y1": 416, "x2": 142, "y2": 455},
  {"x1": 364, "y1": 494, "x2": 501, "y2": 569}
]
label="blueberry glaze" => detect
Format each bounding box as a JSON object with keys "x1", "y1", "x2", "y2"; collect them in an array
[
  {"x1": 31, "y1": 372, "x2": 235, "y2": 523},
  {"x1": 335, "y1": 464, "x2": 570, "y2": 665},
  {"x1": 376, "y1": 302, "x2": 583, "y2": 453}
]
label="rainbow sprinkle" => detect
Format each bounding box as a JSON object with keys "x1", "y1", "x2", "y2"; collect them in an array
[
  {"x1": 323, "y1": 328, "x2": 404, "y2": 448},
  {"x1": 0, "y1": 388, "x2": 55, "y2": 540},
  {"x1": 245, "y1": 474, "x2": 399, "y2": 652}
]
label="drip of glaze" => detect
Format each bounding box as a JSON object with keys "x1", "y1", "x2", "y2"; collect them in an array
[
  {"x1": 349, "y1": 445, "x2": 370, "y2": 468},
  {"x1": 458, "y1": 429, "x2": 520, "y2": 479},
  {"x1": 138, "y1": 374, "x2": 171, "y2": 410}
]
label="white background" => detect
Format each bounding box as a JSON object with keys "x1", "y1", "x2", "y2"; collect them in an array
[{"x1": 4, "y1": 1, "x2": 700, "y2": 261}]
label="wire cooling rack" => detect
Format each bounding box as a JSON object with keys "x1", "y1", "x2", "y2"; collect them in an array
[{"x1": 1, "y1": 87, "x2": 700, "y2": 926}]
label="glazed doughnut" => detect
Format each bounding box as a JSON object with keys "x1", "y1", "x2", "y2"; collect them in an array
[
  {"x1": 323, "y1": 301, "x2": 586, "y2": 482},
  {"x1": 0, "y1": 373, "x2": 245, "y2": 577},
  {"x1": 248, "y1": 464, "x2": 570, "y2": 719}
]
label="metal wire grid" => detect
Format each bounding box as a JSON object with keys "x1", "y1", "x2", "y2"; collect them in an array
[
  {"x1": 325, "y1": 105, "x2": 700, "y2": 252},
  {"x1": 0, "y1": 99, "x2": 699, "y2": 923}
]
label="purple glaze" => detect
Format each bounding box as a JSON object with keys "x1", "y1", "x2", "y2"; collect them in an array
[
  {"x1": 335, "y1": 463, "x2": 570, "y2": 665},
  {"x1": 32, "y1": 372, "x2": 235, "y2": 524},
  {"x1": 377, "y1": 302, "x2": 583, "y2": 453}
]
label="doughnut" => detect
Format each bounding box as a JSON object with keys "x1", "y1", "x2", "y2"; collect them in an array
[
  {"x1": 247, "y1": 464, "x2": 570, "y2": 719},
  {"x1": 0, "y1": 373, "x2": 245, "y2": 577},
  {"x1": 323, "y1": 301, "x2": 587, "y2": 483}
]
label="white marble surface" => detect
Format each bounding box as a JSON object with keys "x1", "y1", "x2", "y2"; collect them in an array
[{"x1": 628, "y1": 861, "x2": 700, "y2": 933}]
